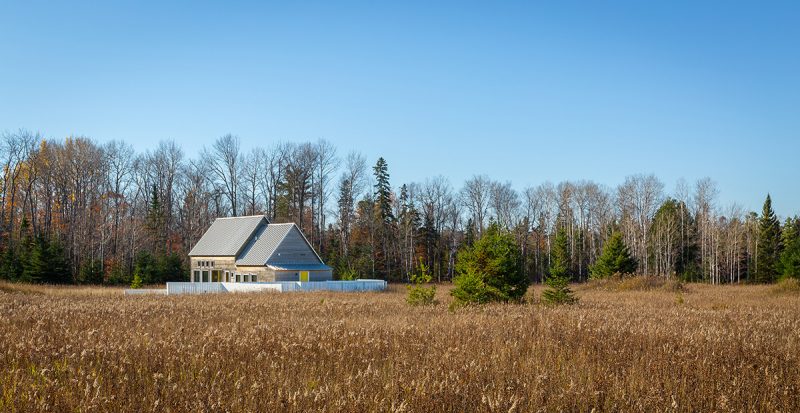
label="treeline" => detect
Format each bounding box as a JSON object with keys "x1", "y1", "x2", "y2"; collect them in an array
[{"x1": 0, "y1": 129, "x2": 798, "y2": 284}]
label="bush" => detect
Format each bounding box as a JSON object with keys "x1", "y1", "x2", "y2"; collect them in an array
[
  {"x1": 338, "y1": 266, "x2": 359, "y2": 281},
  {"x1": 406, "y1": 261, "x2": 437, "y2": 306},
  {"x1": 451, "y1": 222, "x2": 527, "y2": 305}
]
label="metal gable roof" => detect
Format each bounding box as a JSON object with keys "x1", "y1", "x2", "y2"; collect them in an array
[
  {"x1": 188, "y1": 215, "x2": 267, "y2": 257},
  {"x1": 236, "y1": 223, "x2": 322, "y2": 266},
  {"x1": 235, "y1": 223, "x2": 295, "y2": 266}
]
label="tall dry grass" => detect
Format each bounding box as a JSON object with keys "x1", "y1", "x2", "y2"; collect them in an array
[{"x1": 0, "y1": 281, "x2": 798, "y2": 412}]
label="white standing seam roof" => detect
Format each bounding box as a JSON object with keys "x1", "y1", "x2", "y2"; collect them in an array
[
  {"x1": 188, "y1": 215, "x2": 267, "y2": 256},
  {"x1": 235, "y1": 223, "x2": 316, "y2": 266}
]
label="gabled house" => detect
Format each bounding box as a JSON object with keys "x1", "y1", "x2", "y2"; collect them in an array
[{"x1": 188, "y1": 215, "x2": 332, "y2": 283}]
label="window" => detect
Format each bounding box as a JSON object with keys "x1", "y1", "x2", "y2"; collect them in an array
[
  {"x1": 202, "y1": 271, "x2": 209, "y2": 282},
  {"x1": 193, "y1": 271, "x2": 199, "y2": 283},
  {"x1": 211, "y1": 261, "x2": 215, "y2": 267},
  {"x1": 251, "y1": 274, "x2": 258, "y2": 282}
]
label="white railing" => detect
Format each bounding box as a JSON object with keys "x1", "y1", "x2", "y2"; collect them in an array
[
  {"x1": 164, "y1": 280, "x2": 387, "y2": 295},
  {"x1": 166, "y1": 282, "x2": 225, "y2": 295}
]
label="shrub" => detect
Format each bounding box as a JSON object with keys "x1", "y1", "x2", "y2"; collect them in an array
[
  {"x1": 338, "y1": 266, "x2": 358, "y2": 281},
  {"x1": 451, "y1": 222, "x2": 527, "y2": 305},
  {"x1": 406, "y1": 261, "x2": 437, "y2": 306}
]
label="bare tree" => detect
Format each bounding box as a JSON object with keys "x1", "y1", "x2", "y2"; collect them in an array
[
  {"x1": 206, "y1": 134, "x2": 242, "y2": 216},
  {"x1": 693, "y1": 177, "x2": 719, "y2": 280},
  {"x1": 312, "y1": 139, "x2": 339, "y2": 250},
  {"x1": 336, "y1": 151, "x2": 367, "y2": 259},
  {"x1": 241, "y1": 148, "x2": 264, "y2": 216},
  {"x1": 460, "y1": 175, "x2": 492, "y2": 235},
  {"x1": 489, "y1": 181, "x2": 520, "y2": 230},
  {"x1": 617, "y1": 174, "x2": 665, "y2": 275}
]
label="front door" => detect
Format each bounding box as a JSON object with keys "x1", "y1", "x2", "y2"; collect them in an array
[{"x1": 300, "y1": 271, "x2": 309, "y2": 282}]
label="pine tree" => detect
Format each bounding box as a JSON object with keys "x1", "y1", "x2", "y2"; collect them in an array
[
  {"x1": 591, "y1": 232, "x2": 638, "y2": 278},
  {"x1": 372, "y1": 157, "x2": 394, "y2": 278},
  {"x1": 147, "y1": 184, "x2": 166, "y2": 254},
  {"x1": 756, "y1": 194, "x2": 782, "y2": 283},
  {"x1": 373, "y1": 157, "x2": 393, "y2": 224},
  {"x1": 451, "y1": 222, "x2": 527, "y2": 304},
  {"x1": 22, "y1": 237, "x2": 47, "y2": 283},
  {"x1": 780, "y1": 216, "x2": 800, "y2": 279},
  {"x1": 46, "y1": 238, "x2": 70, "y2": 284},
  {"x1": 542, "y1": 228, "x2": 577, "y2": 304},
  {"x1": 463, "y1": 218, "x2": 476, "y2": 248},
  {"x1": 549, "y1": 228, "x2": 571, "y2": 279}
]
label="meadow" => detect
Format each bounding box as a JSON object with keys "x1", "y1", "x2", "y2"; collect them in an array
[{"x1": 0, "y1": 280, "x2": 798, "y2": 412}]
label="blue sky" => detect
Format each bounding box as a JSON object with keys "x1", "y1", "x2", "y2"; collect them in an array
[{"x1": 1, "y1": 1, "x2": 798, "y2": 216}]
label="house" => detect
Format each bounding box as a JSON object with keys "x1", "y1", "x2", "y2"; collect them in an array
[{"x1": 188, "y1": 215, "x2": 332, "y2": 283}]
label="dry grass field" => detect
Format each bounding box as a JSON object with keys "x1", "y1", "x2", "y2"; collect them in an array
[{"x1": 1, "y1": 279, "x2": 799, "y2": 412}]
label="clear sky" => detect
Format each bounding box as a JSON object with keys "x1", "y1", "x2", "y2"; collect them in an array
[{"x1": 1, "y1": 1, "x2": 798, "y2": 217}]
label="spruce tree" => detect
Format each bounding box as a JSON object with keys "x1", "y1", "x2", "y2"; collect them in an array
[
  {"x1": 147, "y1": 184, "x2": 166, "y2": 254},
  {"x1": 372, "y1": 157, "x2": 394, "y2": 278},
  {"x1": 22, "y1": 238, "x2": 47, "y2": 283},
  {"x1": 372, "y1": 157, "x2": 393, "y2": 224},
  {"x1": 542, "y1": 228, "x2": 577, "y2": 304},
  {"x1": 451, "y1": 222, "x2": 527, "y2": 304},
  {"x1": 780, "y1": 216, "x2": 800, "y2": 279},
  {"x1": 756, "y1": 194, "x2": 782, "y2": 283},
  {"x1": 591, "y1": 232, "x2": 637, "y2": 278}
]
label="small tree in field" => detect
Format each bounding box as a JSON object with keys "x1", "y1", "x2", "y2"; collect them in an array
[
  {"x1": 542, "y1": 228, "x2": 577, "y2": 305},
  {"x1": 591, "y1": 231, "x2": 637, "y2": 279},
  {"x1": 406, "y1": 260, "x2": 436, "y2": 306},
  {"x1": 130, "y1": 272, "x2": 143, "y2": 289},
  {"x1": 451, "y1": 222, "x2": 527, "y2": 306}
]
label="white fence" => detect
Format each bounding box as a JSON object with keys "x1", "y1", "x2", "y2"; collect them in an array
[{"x1": 164, "y1": 280, "x2": 387, "y2": 295}]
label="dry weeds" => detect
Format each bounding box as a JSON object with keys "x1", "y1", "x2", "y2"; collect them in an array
[{"x1": 0, "y1": 282, "x2": 798, "y2": 412}]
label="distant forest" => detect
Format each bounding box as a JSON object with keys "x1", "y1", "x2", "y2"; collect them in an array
[{"x1": 1, "y1": 130, "x2": 798, "y2": 284}]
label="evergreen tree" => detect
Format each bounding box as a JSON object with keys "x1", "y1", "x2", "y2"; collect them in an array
[
  {"x1": 591, "y1": 232, "x2": 638, "y2": 278},
  {"x1": 77, "y1": 259, "x2": 103, "y2": 284},
  {"x1": 46, "y1": 238, "x2": 71, "y2": 284},
  {"x1": 451, "y1": 222, "x2": 527, "y2": 304},
  {"x1": 463, "y1": 218, "x2": 476, "y2": 248},
  {"x1": 130, "y1": 272, "x2": 143, "y2": 289},
  {"x1": 549, "y1": 227, "x2": 571, "y2": 279},
  {"x1": 780, "y1": 216, "x2": 800, "y2": 279},
  {"x1": 756, "y1": 194, "x2": 782, "y2": 283},
  {"x1": 147, "y1": 184, "x2": 166, "y2": 254},
  {"x1": 542, "y1": 228, "x2": 577, "y2": 304},
  {"x1": 372, "y1": 157, "x2": 394, "y2": 278},
  {"x1": 372, "y1": 157, "x2": 394, "y2": 224},
  {"x1": 22, "y1": 237, "x2": 46, "y2": 283}
]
